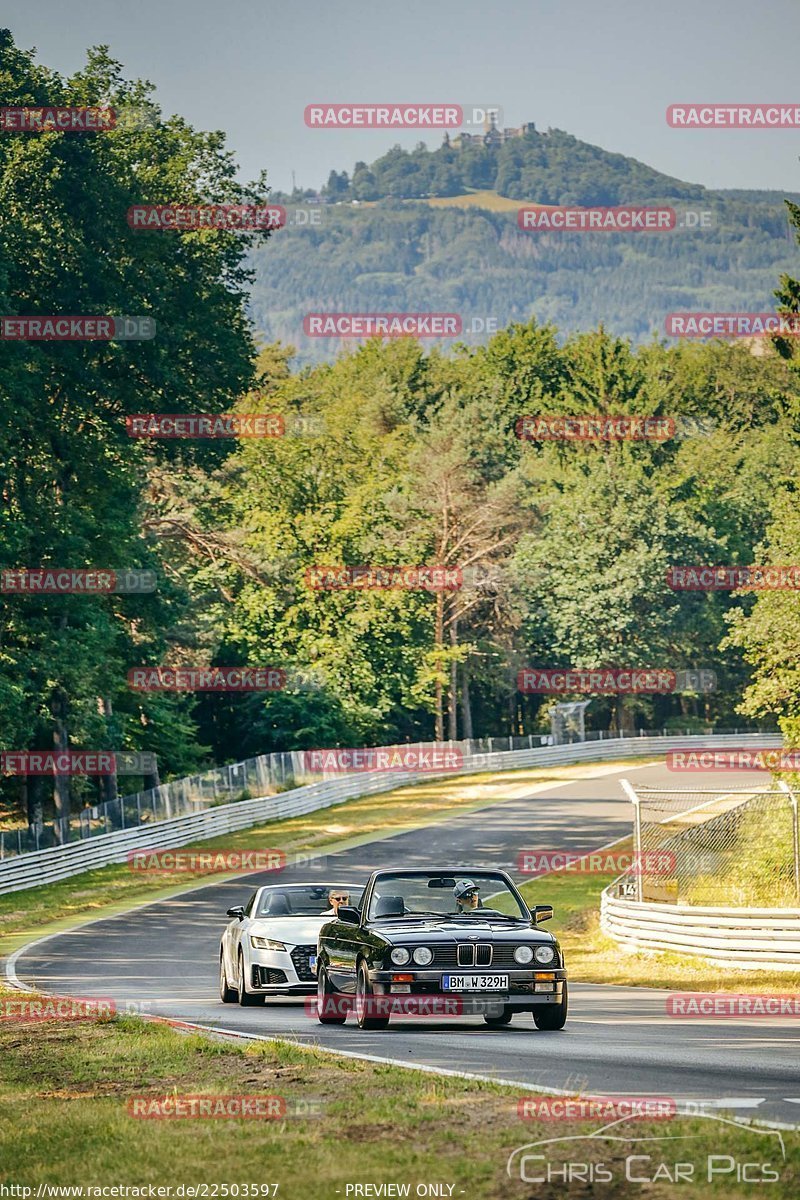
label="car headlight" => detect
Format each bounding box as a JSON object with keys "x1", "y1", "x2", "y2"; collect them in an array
[
  {"x1": 390, "y1": 947, "x2": 411, "y2": 965},
  {"x1": 534, "y1": 945, "x2": 557, "y2": 965},
  {"x1": 250, "y1": 936, "x2": 286, "y2": 951},
  {"x1": 513, "y1": 945, "x2": 534, "y2": 964},
  {"x1": 413, "y1": 947, "x2": 433, "y2": 966}
]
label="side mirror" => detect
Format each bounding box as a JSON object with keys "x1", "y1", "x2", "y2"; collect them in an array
[
  {"x1": 226, "y1": 906, "x2": 245, "y2": 920},
  {"x1": 531, "y1": 905, "x2": 553, "y2": 924},
  {"x1": 336, "y1": 905, "x2": 361, "y2": 925}
]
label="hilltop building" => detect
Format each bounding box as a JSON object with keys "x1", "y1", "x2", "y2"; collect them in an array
[{"x1": 445, "y1": 113, "x2": 537, "y2": 150}]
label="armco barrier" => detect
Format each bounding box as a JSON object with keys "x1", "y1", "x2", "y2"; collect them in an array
[
  {"x1": 600, "y1": 890, "x2": 800, "y2": 971},
  {"x1": 0, "y1": 733, "x2": 780, "y2": 896}
]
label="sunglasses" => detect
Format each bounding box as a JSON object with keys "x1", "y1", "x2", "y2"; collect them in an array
[{"x1": 331, "y1": 895, "x2": 349, "y2": 902}]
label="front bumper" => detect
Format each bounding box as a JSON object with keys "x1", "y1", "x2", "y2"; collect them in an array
[
  {"x1": 249, "y1": 945, "x2": 317, "y2": 994},
  {"x1": 368, "y1": 967, "x2": 567, "y2": 1009}
]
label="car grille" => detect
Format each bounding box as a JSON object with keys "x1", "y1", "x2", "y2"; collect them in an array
[
  {"x1": 433, "y1": 944, "x2": 532, "y2": 968},
  {"x1": 290, "y1": 944, "x2": 317, "y2": 982},
  {"x1": 456, "y1": 943, "x2": 492, "y2": 966}
]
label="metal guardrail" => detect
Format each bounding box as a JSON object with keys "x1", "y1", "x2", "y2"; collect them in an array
[
  {"x1": 601, "y1": 890, "x2": 800, "y2": 971},
  {"x1": 4, "y1": 735, "x2": 567, "y2": 855},
  {"x1": 0, "y1": 732, "x2": 779, "y2": 896},
  {"x1": 0, "y1": 726, "x2": 769, "y2": 855}
]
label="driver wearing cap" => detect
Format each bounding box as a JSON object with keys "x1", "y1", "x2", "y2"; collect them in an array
[{"x1": 453, "y1": 878, "x2": 482, "y2": 912}]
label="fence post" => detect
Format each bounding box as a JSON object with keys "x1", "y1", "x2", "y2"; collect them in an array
[
  {"x1": 255, "y1": 756, "x2": 269, "y2": 797},
  {"x1": 620, "y1": 779, "x2": 642, "y2": 902},
  {"x1": 777, "y1": 780, "x2": 800, "y2": 903}
]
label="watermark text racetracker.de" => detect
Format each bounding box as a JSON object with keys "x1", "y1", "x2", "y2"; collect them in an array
[
  {"x1": 127, "y1": 204, "x2": 285, "y2": 232},
  {"x1": 517, "y1": 205, "x2": 713, "y2": 231},
  {"x1": 666, "y1": 312, "x2": 800, "y2": 338},
  {"x1": 306, "y1": 565, "x2": 463, "y2": 591},
  {"x1": 300, "y1": 746, "x2": 463, "y2": 773},
  {"x1": 517, "y1": 1096, "x2": 676, "y2": 1120},
  {"x1": 517, "y1": 668, "x2": 715, "y2": 694},
  {"x1": 1, "y1": 568, "x2": 156, "y2": 594},
  {"x1": 666, "y1": 748, "x2": 799, "y2": 772},
  {"x1": 303, "y1": 314, "x2": 497, "y2": 338},
  {"x1": 515, "y1": 415, "x2": 675, "y2": 441},
  {"x1": 517, "y1": 848, "x2": 676, "y2": 876},
  {"x1": 667, "y1": 564, "x2": 800, "y2": 590},
  {"x1": 1, "y1": 104, "x2": 117, "y2": 130},
  {"x1": 127, "y1": 1094, "x2": 322, "y2": 1119},
  {"x1": 1, "y1": 751, "x2": 157, "y2": 776},
  {"x1": 667, "y1": 993, "x2": 800, "y2": 1017},
  {"x1": 1, "y1": 316, "x2": 155, "y2": 341},
  {"x1": 667, "y1": 103, "x2": 800, "y2": 127},
  {"x1": 308, "y1": 994, "x2": 469, "y2": 1020},
  {"x1": 126, "y1": 413, "x2": 324, "y2": 438},
  {"x1": 127, "y1": 667, "x2": 321, "y2": 692},
  {"x1": 127, "y1": 849, "x2": 328, "y2": 874},
  {"x1": 0, "y1": 996, "x2": 115, "y2": 1022},
  {"x1": 303, "y1": 103, "x2": 500, "y2": 129}
]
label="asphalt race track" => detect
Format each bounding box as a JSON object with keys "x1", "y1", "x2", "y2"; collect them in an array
[{"x1": 10, "y1": 761, "x2": 800, "y2": 1126}]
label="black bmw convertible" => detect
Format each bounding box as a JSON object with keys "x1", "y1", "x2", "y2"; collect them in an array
[{"x1": 315, "y1": 867, "x2": 567, "y2": 1030}]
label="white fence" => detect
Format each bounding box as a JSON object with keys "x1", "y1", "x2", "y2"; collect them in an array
[
  {"x1": 601, "y1": 890, "x2": 800, "y2": 971},
  {"x1": 0, "y1": 732, "x2": 780, "y2": 896}
]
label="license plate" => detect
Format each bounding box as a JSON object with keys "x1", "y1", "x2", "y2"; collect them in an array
[
  {"x1": 309, "y1": 954, "x2": 317, "y2": 971},
  {"x1": 442, "y1": 974, "x2": 508, "y2": 991}
]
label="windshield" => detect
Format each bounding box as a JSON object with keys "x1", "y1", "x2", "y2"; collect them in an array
[
  {"x1": 256, "y1": 885, "x2": 362, "y2": 917},
  {"x1": 366, "y1": 873, "x2": 528, "y2": 922}
]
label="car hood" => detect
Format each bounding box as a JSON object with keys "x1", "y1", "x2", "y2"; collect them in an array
[
  {"x1": 368, "y1": 919, "x2": 555, "y2": 944},
  {"x1": 249, "y1": 916, "x2": 327, "y2": 945}
]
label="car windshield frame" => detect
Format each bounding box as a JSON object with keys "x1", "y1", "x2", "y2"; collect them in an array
[
  {"x1": 254, "y1": 885, "x2": 362, "y2": 918},
  {"x1": 364, "y1": 870, "x2": 529, "y2": 923}
]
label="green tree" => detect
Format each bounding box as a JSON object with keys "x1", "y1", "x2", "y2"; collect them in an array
[{"x1": 0, "y1": 32, "x2": 264, "y2": 829}]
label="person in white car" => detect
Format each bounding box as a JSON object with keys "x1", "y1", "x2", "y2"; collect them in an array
[{"x1": 322, "y1": 888, "x2": 351, "y2": 917}]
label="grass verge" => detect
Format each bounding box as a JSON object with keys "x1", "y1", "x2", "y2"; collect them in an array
[{"x1": 0, "y1": 984, "x2": 796, "y2": 1199}]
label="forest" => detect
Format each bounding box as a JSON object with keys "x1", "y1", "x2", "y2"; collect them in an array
[{"x1": 2, "y1": 30, "x2": 800, "y2": 830}]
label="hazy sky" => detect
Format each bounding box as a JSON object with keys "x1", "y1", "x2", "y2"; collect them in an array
[{"x1": 7, "y1": 0, "x2": 800, "y2": 194}]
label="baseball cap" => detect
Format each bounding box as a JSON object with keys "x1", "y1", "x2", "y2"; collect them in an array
[{"x1": 453, "y1": 878, "x2": 480, "y2": 900}]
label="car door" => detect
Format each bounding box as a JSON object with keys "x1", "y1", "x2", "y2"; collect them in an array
[{"x1": 320, "y1": 892, "x2": 361, "y2": 992}]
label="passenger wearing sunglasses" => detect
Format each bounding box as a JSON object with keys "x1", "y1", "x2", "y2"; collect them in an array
[{"x1": 322, "y1": 889, "x2": 351, "y2": 917}]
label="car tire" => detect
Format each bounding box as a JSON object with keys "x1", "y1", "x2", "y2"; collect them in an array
[
  {"x1": 237, "y1": 950, "x2": 264, "y2": 1007},
  {"x1": 532, "y1": 982, "x2": 568, "y2": 1030},
  {"x1": 316, "y1": 966, "x2": 348, "y2": 1025},
  {"x1": 484, "y1": 1006, "x2": 513, "y2": 1026},
  {"x1": 219, "y1": 951, "x2": 237, "y2": 1003},
  {"x1": 355, "y1": 960, "x2": 390, "y2": 1030}
]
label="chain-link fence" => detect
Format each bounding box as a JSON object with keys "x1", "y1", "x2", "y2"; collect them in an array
[
  {"x1": 617, "y1": 780, "x2": 800, "y2": 906},
  {"x1": 3, "y1": 734, "x2": 558, "y2": 856},
  {"x1": 0, "y1": 726, "x2": 773, "y2": 859}
]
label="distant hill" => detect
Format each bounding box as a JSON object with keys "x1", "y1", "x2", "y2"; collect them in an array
[{"x1": 249, "y1": 125, "x2": 800, "y2": 365}]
